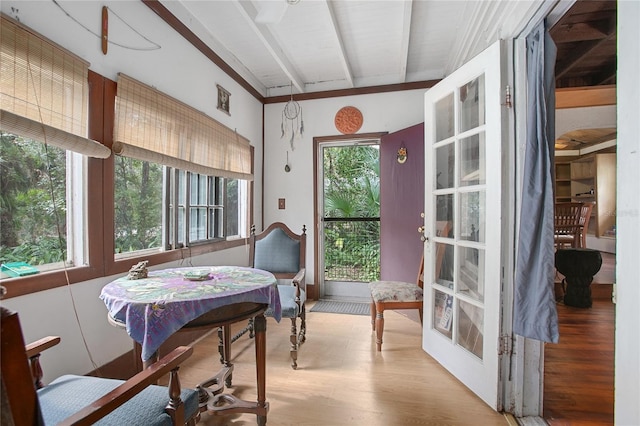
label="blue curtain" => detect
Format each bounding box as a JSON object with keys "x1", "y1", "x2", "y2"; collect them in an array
[{"x1": 513, "y1": 21, "x2": 559, "y2": 343}]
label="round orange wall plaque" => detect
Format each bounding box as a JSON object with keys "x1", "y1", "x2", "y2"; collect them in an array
[{"x1": 334, "y1": 106, "x2": 363, "y2": 134}]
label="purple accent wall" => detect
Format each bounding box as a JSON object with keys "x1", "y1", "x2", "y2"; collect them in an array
[{"x1": 380, "y1": 122, "x2": 425, "y2": 282}]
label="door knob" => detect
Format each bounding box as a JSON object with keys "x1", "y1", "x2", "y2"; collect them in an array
[{"x1": 418, "y1": 225, "x2": 427, "y2": 242}]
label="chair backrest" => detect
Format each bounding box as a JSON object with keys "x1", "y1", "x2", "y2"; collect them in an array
[
  {"x1": 249, "y1": 222, "x2": 306, "y2": 279},
  {"x1": 577, "y1": 201, "x2": 594, "y2": 247},
  {"x1": 434, "y1": 221, "x2": 452, "y2": 283},
  {"x1": 555, "y1": 202, "x2": 593, "y2": 247},
  {"x1": 416, "y1": 254, "x2": 425, "y2": 289},
  {"x1": 1, "y1": 307, "x2": 44, "y2": 425},
  {"x1": 577, "y1": 202, "x2": 594, "y2": 228},
  {"x1": 554, "y1": 202, "x2": 583, "y2": 231}
]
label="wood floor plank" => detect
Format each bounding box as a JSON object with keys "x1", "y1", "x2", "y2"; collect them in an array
[{"x1": 544, "y1": 298, "x2": 615, "y2": 426}]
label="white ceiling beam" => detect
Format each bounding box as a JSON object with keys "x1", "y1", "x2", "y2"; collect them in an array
[
  {"x1": 325, "y1": 0, "x2": 354, "y2": 88},
  {"x1": 233, "y1": 0, "x2": 305, "y2": 93},
  {"x1": 398, "y1": 1, "x2": 413, "y2": 82}
]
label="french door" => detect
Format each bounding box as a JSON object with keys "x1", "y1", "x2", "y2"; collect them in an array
[{"x1": 422, "y1": 40, "x2": 508, "y2": 409}]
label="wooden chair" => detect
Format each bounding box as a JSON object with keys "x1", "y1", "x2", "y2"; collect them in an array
[
  {"x1": 369, "y1": 254, "x2": 425, "y2": 351},
  {"x1": 554, "y1": 202, "x2": 594, "y2": 248},
  {"x1": 249, "y1": 222, "x2": 307, "y2": 370},
  {"x1": 369, "y1": 221, "x2": 451, "y2": 351},
  {"x1": 0, "y1": 307, "x2": 200, "y2": 426},
  {"x1": 575, "y1": 202, "x2": 595, "y2": 248}
]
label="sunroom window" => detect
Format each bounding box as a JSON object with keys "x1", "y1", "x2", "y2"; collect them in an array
[
  {"x1": 0, "y1": 132, "x2": 87, "y2": 271},
  {"x1": 112, "y1": 73, "x2": 252, "y2": 256},
  {"x1": 164, "y1": 171, "x2": 248, "y2": 250},
  {"x1": 114, "y1": 161, "x2": 249, "y2": 256},
  {"x1": 114, "y1": 156, "x2": 164, "y2": 255},
  {"x1": 0, "y1": 15, "x2": 109, "y2": 278}
]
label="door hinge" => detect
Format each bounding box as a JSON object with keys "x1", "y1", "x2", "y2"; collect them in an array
[
  {"x1": 498, "y1": 334, "x2": 513, "y2": 356},
  {"x1": 502, "y1": 85, "x2": 512, "y2": 108}
]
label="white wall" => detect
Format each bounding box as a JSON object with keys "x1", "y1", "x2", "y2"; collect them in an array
[
  {"x1": 0, "y1": 1, "x2": 262, "y2": 379},
  {"x1": 262, "y1": 89, "x2": 427, "y2": 285},
  {"x1": 615, "y1": 1, "x2": 640, "y2": 424}
]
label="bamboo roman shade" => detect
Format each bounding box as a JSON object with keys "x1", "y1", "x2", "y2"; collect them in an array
[
  {"x1": 0, "y1": 14, "x2": 110, "y2": 159},
  {"x1": 113, "y1": 74, "x2": 253, "y2": 180}
]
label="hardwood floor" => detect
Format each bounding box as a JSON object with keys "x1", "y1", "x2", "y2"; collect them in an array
[
  {"x1": 177, "y1": 307, "x2": 509, "y2": 425},
  {"x1": 170, "y1": 252, "x2": 614, "y2": 425},
  {"x1": 544, "y1": 252, "x2": 615, "y2": 425}
]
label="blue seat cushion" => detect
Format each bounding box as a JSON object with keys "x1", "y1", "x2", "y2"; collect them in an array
[
  {"x1": 38, "y1": 375, "x2": 199, "y2": 426},
  {"x1": 266, "y1": 284, "x2": 305, "y2": 318}
]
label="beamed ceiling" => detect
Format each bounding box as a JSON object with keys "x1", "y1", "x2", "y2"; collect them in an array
[
  {"x1": 550, "y1": 0, "x2": 617, "y2": 89},
  {"x1": 148, "y1": 0, "x2": 617, "y2": 101}
]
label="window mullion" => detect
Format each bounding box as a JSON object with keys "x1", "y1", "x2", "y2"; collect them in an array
[
  {"x1": 185, "y1": 171, "x2": 192, "y2": 247},
  {"x1": 173, "y1": 168, "x2": 181, "y2": 249}
]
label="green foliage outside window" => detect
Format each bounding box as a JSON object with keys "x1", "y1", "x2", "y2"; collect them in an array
[
  {"x1": 323, "y1": 145, "x2": 380, "y2": 282},
  {"x1": 114, "y1": 156, "x2": 163, "y2": 253},
  {"x1": 0, "y1": 131, "x2": 67, "y2": 266}
]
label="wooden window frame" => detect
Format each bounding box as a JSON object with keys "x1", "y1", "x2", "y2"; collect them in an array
[{"x1": 1, "y1": 71, "x2": 251, "y2": 299}]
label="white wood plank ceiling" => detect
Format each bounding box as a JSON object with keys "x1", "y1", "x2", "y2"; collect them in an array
[{"x1": 160, "y1": 0, "x2": 550, "y2": 98}]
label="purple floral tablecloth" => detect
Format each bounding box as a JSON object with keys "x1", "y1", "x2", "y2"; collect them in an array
[{"x1": 100, "y1": 266, "x2": 280, "y2": 361}]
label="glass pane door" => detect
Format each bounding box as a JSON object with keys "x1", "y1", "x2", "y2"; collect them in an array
[{"x1": 423, "y1": 41, "x2": 505, "y2": 410}]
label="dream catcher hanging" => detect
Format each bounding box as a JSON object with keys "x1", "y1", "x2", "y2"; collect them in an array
[{"x1": 281, "y1": 82, "x2": 303, "y2": 150}]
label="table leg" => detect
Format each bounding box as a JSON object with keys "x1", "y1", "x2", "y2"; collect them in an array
[
  {"x1": 197, "y1": 309, "x2": 270, "y2": 424},
  {"x1": 221, "y1": 324, "x2": 233, "y2": 387},
  {"x1": 133, "y1": 341, "x2": 158, "y2": 371},
  {"x1": 133, "y1": 341, "x2": 143, "y2": 372},
  {"x1": 254, "y1": 314, "x2": 267, "y2": 425}
]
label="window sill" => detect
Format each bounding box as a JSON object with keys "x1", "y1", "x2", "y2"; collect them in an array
[
  {"x1": 0, "y1": 265, "x2": 103, "y2": 299},
  {"x1": 1, "y1": 239, "x2": 247, "y2": 299}
]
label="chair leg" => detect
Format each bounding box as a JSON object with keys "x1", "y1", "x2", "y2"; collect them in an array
[
  {"x1": 375, "y1": 303, "x2": 384, "y2": 351},
  {"x1": 299, "y1": 305, "x2": 306, "y2": 344},
  {"x1": 370, "y1": 301, "x2": 376, "y2": 331},
  {"x1": 217, "y1": 327, "x2": 224, "y2": 364},
  {"x1": 418, "y1": 307, "x2": 423, "y2": 325},
  {"x1": 289, "y1": 317, "x2": 298, "y2": 370}
]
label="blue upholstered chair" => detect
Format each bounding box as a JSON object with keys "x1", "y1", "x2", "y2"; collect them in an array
[
  {"x1": 250, "y1": 222, "x2": 307, "y2": 370},
  {"x1": 0, "y1": 307, "x2": 200, "y2": 426}
]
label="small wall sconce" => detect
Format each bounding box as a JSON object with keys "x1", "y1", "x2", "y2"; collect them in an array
[{"x1": 397, "y1": 143, "x2": 407, "y2": 164}]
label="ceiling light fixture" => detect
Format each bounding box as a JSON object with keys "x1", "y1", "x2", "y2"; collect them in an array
[
  {"x1": 281, "y1": 82, "x2": 303, "y2": 150},
  {"x1": 255, "y1": 0, "x2": 298, "y2": 24}
]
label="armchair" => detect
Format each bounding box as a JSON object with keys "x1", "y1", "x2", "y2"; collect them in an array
[
  {"x1": 250, "y1": 222, "x2": 307, "y2": 370},
  {"x1": 0, "y1": 307, "x2": 200, "y2": 426}
]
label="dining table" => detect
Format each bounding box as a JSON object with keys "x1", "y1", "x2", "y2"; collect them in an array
[{"x1": 100, "y1": 265, "x2": 281, "y2": 425}]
